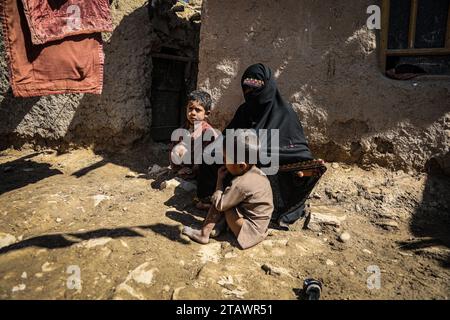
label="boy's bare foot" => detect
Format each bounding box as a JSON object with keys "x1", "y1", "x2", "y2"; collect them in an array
[
  {"x1": 182, "y1": 226, "x2": 209, "y2": 244},
  {"x1": 210, "y1": 217, "x2": 227, "y2": 238}
]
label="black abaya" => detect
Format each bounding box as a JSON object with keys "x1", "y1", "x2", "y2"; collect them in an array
[{"x1": 197, "y1": 63, "x2": 320, "y2": 225}]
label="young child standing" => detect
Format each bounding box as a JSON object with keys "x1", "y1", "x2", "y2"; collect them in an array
[
  {"x1": 170, "y1": 90, "x2": 218, "y2": 180},
  {"x1": 182, "y1": 135, "x2": 274, "y2": 250}
]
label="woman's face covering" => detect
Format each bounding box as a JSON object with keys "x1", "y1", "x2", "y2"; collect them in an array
[
  {"x1": 240, "y1": 64, "x2": 273, "y2": 106},
  {"x1": 243, "y1": 87, "x2": 254, "y2": 95}
]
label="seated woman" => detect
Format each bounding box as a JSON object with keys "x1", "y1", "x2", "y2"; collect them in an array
[{"x1": 196, "y1": 63, "x2": 325, "y2": 227}]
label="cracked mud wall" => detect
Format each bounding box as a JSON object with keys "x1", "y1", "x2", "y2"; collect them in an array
[
  {"x1": 0, "y1": 0, "x2": 448, "y2": 172},
  {"x1": 0, "y1": 0, "x2": 202, "y2": 151},
  {"x1": 0, "y1": 0, "x2": 153, "y2": 150},
  {"x1": 197, "y1": 0, "x2": 450, "y2": 172}
]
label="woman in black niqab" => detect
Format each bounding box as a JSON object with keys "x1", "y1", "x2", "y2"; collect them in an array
[{"x1": 197, "y1": 63, "x2": 323, "y2": 226}]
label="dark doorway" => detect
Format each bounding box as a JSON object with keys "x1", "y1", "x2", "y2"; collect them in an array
[
  {"x1": 150, "y1": 56, "x2": 188, "y2": 141},
  {"x1": 148, "y1": 1, "x2": 202, "y2": 142}
]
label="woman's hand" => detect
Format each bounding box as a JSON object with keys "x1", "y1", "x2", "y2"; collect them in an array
[
  {"x1": 296, "y1": 159, "x2": 326, "y2": 178},
  {"x1": 296, "y1": 169, "x2": 320, "y2": 177}
]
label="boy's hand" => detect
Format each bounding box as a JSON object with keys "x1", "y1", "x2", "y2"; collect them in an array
[{"x1": 217, "y1": 166, "x2": 228, "y2": 181}]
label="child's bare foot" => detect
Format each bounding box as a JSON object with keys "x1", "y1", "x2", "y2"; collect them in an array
[
  {"x1": 182, "y1": 226, "x2": 209, "y2": 244},
  {"x1": 210, "y1": 217, "x2": 226, "y2": 238}
]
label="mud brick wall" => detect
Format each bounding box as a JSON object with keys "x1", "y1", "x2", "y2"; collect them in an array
[
  {"x1": 0, "y1": 0, "x2": 154, "y2": 150},
  {"x1": 0, "y1": 0, "x2": 201, "y2": 151},
  {"x1": 197, "y1": 0, "x2": 450, "y2": 172}
]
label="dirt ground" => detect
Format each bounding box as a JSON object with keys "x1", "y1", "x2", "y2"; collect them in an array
[{"x1": 0, "y1": 146, "x2": 449, "y2": 300}]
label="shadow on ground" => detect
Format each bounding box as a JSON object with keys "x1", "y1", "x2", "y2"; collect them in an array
[
  {"x1": 399, "y1": 172, "x2": 450, "y2": 268},
  {"x1": 0, "y1": 153, "x2": 63, "y2": 195},
  {"x1": 0, "y1": 223, "x2": 194, "y2": 254},
  {"x1": 139, "y1": 224, "x2": 190, "y2": 245}
]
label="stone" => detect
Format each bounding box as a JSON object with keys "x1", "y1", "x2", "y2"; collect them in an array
[
  {"x1": 12, "y1": 284, "x2": 26, "y2": 292},
  {"x1": 171, "y1": 286, "x2": 186, "y2": 300},
  {"x1": 377, "y1": 212, "x2": 396, "y2": 219},
  {"x1": 363, "y1": 249, "x2": 372, "y2": 255},
  {"x1": 172, "y1": 3, "x2": 185, "y2": 12},
  {"x1": 376, "y1": 220, "x2": 399, "y2": 231},
  {"x1": 21, "y1": 272, "x2": 27, "y2": 279},
  {"x1": 326, "y1": 259, "x2": 335, "y2": 266},
  {"x1": 261, "y1": 264, "x2": 280, "y2": 276},
  {"x1": 92, "y1": 195, "x2": 111, "y2": 207},
  {"x1": 160, "y1": 178, "x2": 197, "y2": 192},
  {"x1": 179, "y1": 180, "x2": 197, "y2": 192},
  {"x1": 262, "y1": 239, "x2": 289, "y2": 247},
  {"x1": 339, "y1": 232, "x2": 351, "y2": 243},
  {"x1": 217, "y1": 275, "x2": 234, "y2": 287},
  {"x1": 148, "y1": 164, "x2": 168, "y2": 177},
  {"x1": 125, "y1": 171, "x2": 139, "y2": 178},
  {"x1": 0, "y1": 0, "x2": 446, "y2": 177},
  {"x1": 331, "y1": 163, "x2": 340, "y2": 169},
  {"x1": 41, "y1": 262, "x2": 56, "y2": 272},
  {"x1": 56, "y1": 218, "x2": 62, "y2": 223},
  {"x1": 189, "y1": 12, "x2": 201, "y2": 21},
  {"x1": 160, "y1": 178, "x2": 181, "y2": 190},
  {"x1": 267, "y1": 229, "x2": 277, "y2": 237},
  {"x1": 222, "y1": 287, "x2": 248, "y2": 299},
  {"x1": 261, "y1": 264, "x2": 292, "y2": 277},
  {"x1": 307, "y1": 206, "x2": 347, "y2": 229},
  {"x1": 0, "y1": 232, "x2": 16, "y2": 249},
  {"x1": 101, "y1": 247, "x2": 112, "y2": 258},
  {"x1": 1, "y1": 0, "x2": 154, "y2": 150},
  {"x1": 129, "y1": 264, "x2": 158, "y2": 285},
  {"x1": 77, "y1": 237, "x2": 113, "y2": 249},
  {"x1": 307, "y1": 222, "x2": 322, "y2": 232},
  {"x1": 114, "y1": 263, "x2": 159, "y2": 300},
  {"x1": 399, "y1": 252, "x2": 413, "y2": 257}
]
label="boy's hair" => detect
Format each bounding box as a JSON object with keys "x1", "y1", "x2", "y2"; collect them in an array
[
  {"x1": 188, "y1": 90, "x2": 212, "y2": 112},
  {"x1": 223, "y1": 130, "x2": 259, "y2": 164}
]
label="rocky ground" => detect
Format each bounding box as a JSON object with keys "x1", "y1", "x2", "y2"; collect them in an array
[{"x1": 0, "y1": 146, "x2": 449, "y2": 300}]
